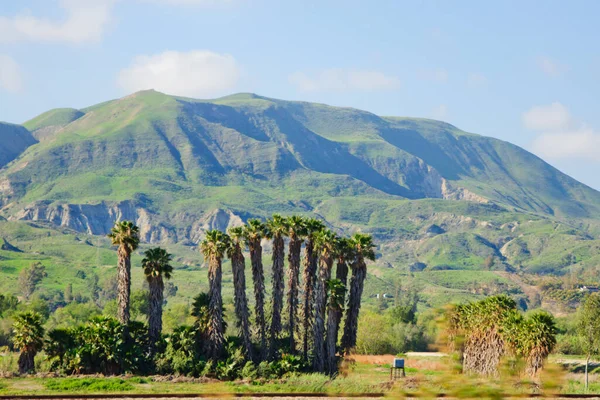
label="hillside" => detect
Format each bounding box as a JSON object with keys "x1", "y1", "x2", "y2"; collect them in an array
[{"x1": 1, "y1": 90, "x2": 599, "y2": 309}]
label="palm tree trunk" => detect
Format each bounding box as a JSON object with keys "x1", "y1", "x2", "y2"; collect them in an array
[
  {"x1": 207, "y1": 254, "x2": 225, "y2": 359},
  {"x1": 287, "y1": 236, "x2": 302, "y2": 353},
  {"x1": 117, "y1": 247, "x2": 131, "y2": 328},
  {"x1": 312, "y1": 254, "x2": 332, "y2": 373},
  {"x1": 336, "y1": 259, "x2": 348, "y2": 288},
  {"x1": 148, "y1": 275, "x2": 164, "y2": 354},
  {"x1": 249, "y1": 239, "x2": 267, "y2": 360},
  {"x1": 270, "y1": 234, "x2": 285, "y2": 359},
  {"x1": 325, "y1": 305, "x2": 342, "y2": 376},
  {"x1": 301, "y1": 238, "x2": 318, "y2": 360},
  {"x1": 18, "y1": 350, "x2": 35, "y2": 374},
  {"x1": 232, "y1": 244, "x2": 254, "y2": 360},
  {"x1": 341, "y1": 258, "x2": 366, "y2": 353}
]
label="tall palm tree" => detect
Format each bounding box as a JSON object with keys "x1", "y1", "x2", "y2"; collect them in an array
[
  {"x1": 266, "y1": 214, "x2": 288, "y2": 358},
  {"x1": 301, "y1": 218, "x2": 325, "y2": 361},
  {"x1": 107, "y1": 220, "x2": 140, "y2": 327},
  {"x1": 335, "y1": 237, "x2": 353, "y2": 290},
  {"x1": 227, "y1": 226, "x2": 254, "y2": 360},
  {"x1": 141, "y1": 247, "x2": 173, "y2": 353},
  {"x1": 325, "y1": 279, "x2": 346, "y2": 376},
  {"x1": 341, "y1": 233, "x2": 375, "y2": 354},
  {"x1": 12, "y1": 311, "x2": 45, "y2": 374},
  {"x1": 200, "y1": 229, "x2": 230, "y2": 359},
  {"x1": 243, "y1": 219, "x2": 268, "y2": 359},
  {"x1": 312, "y1": 228, "x2": 337, "y2": 372},
  {"x1": 285, "y1": 215, "x2": 306, "y2": 353}
]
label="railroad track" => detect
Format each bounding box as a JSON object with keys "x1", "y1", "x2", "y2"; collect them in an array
[{"x1": 2, "y1": 394, "x2": 600, "y2": 399}]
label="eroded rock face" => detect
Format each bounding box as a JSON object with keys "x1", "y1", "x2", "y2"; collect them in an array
[{"x1": 10, "y1": 201, "x2": 244, "y2": 244}]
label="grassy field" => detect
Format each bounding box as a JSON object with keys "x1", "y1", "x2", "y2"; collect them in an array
[{"x1": 1, "y1": 353, "x2": 599, "y2": 396}]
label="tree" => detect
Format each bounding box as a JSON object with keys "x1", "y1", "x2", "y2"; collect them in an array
[
  {"x1": 243, "y1": 219, "x2": 268, "y2": 360},
  {"x1": 107, "y1": 220, "x2": 140, "y2": 327},
  {"x1": 285, "y1": 215, "x2": 306, "y2": 353},
  {"x1": 12, "y1": 311, "x2": 45, "y2": 374},
  {"x1": 227, "y1": 226, "x2": 253, "y2": 360},
  {"x1": 312, "y1": 228, "x2": 337, "y2": 372},
  {"x1": 18, "y1": 262, "x2": 47, "y2": 301},
  {"x1": 577, "y1": 293, "x2": 600, "y2": 391},
  {"x1": 341, "y1": 233, "x2": 375, "y2": 354},
  {"x1": 142, "y1": 247, "x2": 173, "y2": 353},
  {"x1": 301, "y1": 218, "x2": 325, "y2": 360},
  {"x1": 266, "y1": 214, "x2": 288, "y2": 358},
  {"x1": 334, "y1": 237, "x2": 353, "y2": 288},
  {"x1": 200, "y1": 229, "x2": 230, "y2": 359},
  {"x1": 325, "y1": 279, "x2": 346, "y2": 376}
]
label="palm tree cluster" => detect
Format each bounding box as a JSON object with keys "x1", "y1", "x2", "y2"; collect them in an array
[
  {"x1": 102, "y1": 217, "x2": 375, "y2": 375},
  {"x1": 199, "y1": 215, "x2": 376, "y2": 374},
  {"x1": 446, "y1": 295, "x2": 557, "y2": 377}
]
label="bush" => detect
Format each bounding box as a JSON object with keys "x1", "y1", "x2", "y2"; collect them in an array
[
  {"x1": 46, "y1": 316, "x2": 150, "y2": 375},
  {"x1": 155, "y1": 325, "x2": 206, "y2": 376}
]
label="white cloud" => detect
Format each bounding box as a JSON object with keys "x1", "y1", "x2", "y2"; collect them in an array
[
  {"x1": 117, "y1": 50, "x2": 240, "y2": 97},
  {"x1": 417, "y1": 68, "x2": 448, "y2": 83},
  {"x1": 0, "y1": 55, "x2": 23, "y2": 93},
  {"x1": 0, "y1": 0, "x2": 115, "y2": 44},
  {"x1": 537, "y1": 56, "x2": 567, "y2": 77},
  {"x1": 467, "y1": 72, "x2": 487, "y2": 88},
  {"x1": 430, "y1": 104, "x2": 448, "y2": 120},
  {"x1": 532, "y1": 127, "x2": 600, "y2": 161},
  {"x1": 524, "y1": 102, "x2": 600, "y2": 162},
  {"x1": 522, "y1": 102, "x2": 571, "y2": 132},
  {"x1": 289, "y1": 69, "x2": 400, "y2": 92}
]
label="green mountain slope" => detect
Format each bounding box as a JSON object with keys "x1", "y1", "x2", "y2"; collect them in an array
[{"x1": 1, "y1": 90, "x2": 599, "y2": 308}]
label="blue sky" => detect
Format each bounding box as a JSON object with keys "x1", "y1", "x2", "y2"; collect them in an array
[{"x1": 1, "y1": 0, "x2": 600, "y2": 189}]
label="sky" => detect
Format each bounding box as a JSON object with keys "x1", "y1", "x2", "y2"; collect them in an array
[{"x1": 1, "y1": 0, "x2": 600, "y2": 189}]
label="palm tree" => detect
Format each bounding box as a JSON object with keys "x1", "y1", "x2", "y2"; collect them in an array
[
  {"x1": 285, "y1": 215, "x2": 306, "y2": 353},
  {"x1": 341, "y1": 233, "x2": 375, "y2": 354},
  {"x1": 266, "y1": 214, "x2": 288, "y2": 358},
  {"x1": 227, "y1": 226, "x2": 254, "y2": 360},
  {"x1": 325, "y1": 279, "x2": 346, "y2": 376},
  {"x1": 200, "y1": 229, "x2": 230, "y2": 359},
  {"x1": 107, "y1": 220, "x2": 140, "y2": 327},
  {"x1": 141, "y1": 247, "x2": 173, "y2": 353},
  {"x1": 334, "y1": 237, "x2": 353, "y2": 291},
  {"x1": 312, "y1": 228, "x2": 337, "y2": 372},
  {"x1": 301, "y1": 218, "x2": 325, "y2": 360},
  {"x1": 243, "y1": 219, "x2": 268, "y2": 360},
  {"x1": 12, "y1": 311, "x2": 45, "y2": 374}
]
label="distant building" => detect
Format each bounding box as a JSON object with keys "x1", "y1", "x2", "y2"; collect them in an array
[{"x1": 578, "y1": 286, "x2": 600, "y2": 293}]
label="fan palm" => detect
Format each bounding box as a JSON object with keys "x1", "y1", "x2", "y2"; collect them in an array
[
  {"x1": 325, "y1": 279, "x2": 346, "y2": 376},
  {"x1": 227, "y1": 226, "x2": 254, "y2": 360},
  {"x1": 243, "y1": 219, "x2": 267, "y2": 359},
  {"x1": 107, "y1": 221, "x2": 140, "y2": 327},
  {"x1": 141, "y1": 247, "x2": 173, "y2": 352},
  {"x1": 12, "y1": 311, "x2": 45, "y2": 374},
  {"x1": 312, "y1": 228, "x2": 337, "y2": 372},
  {"x1": 301, "y1": 218, "x2": 325, "y2": 360},
  {"x1": 200, "y1": 229, "x2": 230, "y2": 359},
  {"x1": 266, "y1": 214, "x2": 288, "y2": 358},
  {"x1": 285, "y1": 215, "x2": 307, "y2": 353},
  {"x1": 341, "y1": 233, "x2": 375, "y2": 354},
  {"x1": 334, "y1": 237, "x2": 354, "y2": 292}
]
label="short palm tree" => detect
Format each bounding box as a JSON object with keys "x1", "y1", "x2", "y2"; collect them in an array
[
  {"x1": 12, "y1": 311, "x2": 45, "y2": 374},
  {"x1": 325, "y1": 279, "x2": 346, "y2": 376},
  {"x1": 141, "y1": 247, "x2": 173, "y2": 352},
  {"x1": 301, "y1": 218, "x2": 325, "y2": 360},
  {"x1": 243, "y1": 219, "x2": 268, "y2": 360},
  {"x1": 200, "y1": 229, "x2": 230, "y2": 359},
  {"x1": 227, "y1": 226, "x2": 253, "y2": 360},
  {"x1": 107, "y1": 220, "x2": 140, "y2": 327},
  {"x1": 266, "y1": 214, "x2": 288, "y2": 358},
  {"x1": 341, "y1": 233, "x2": 375, "y2": 354},
  {"x1": 312, "y1": 228, "x2": 337, "y2": 372},
  {"x1": 335, "y1": 237, "x2": 354, "y2": 288},
  {"x1": 285, "y1": 215, "x2": 307, "y2": 353}
]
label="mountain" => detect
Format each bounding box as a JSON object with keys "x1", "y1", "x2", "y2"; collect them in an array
[{"x1": 1, "y1": 90, "x2": 599, "y2": 309}]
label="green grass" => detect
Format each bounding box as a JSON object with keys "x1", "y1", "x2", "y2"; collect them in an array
[{"x1": 44, "y1": 378, "x2": 134, "y2": 392}]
